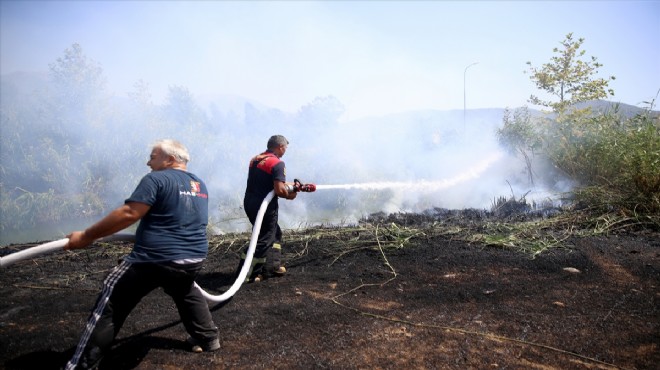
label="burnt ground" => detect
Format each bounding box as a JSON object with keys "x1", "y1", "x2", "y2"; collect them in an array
[{"x1": 0, "y1": 211, "x2": 658, "y2": 370}]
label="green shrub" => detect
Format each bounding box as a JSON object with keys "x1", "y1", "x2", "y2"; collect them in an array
[{"x1": 546, "y1": 106, "x2": 659, "y2": 228}]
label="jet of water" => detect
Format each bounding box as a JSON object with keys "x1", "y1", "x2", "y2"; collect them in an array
[{"x1": 315, "y1": 151, "x2": 503, "y2": 192}]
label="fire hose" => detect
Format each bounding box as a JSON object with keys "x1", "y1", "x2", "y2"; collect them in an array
[
  {"x1": 194, "y1": 190, "x2": 275, "y2": 302},
  {"x1": 197, "y1": 179, "x2": 315, "y2": 301},
  {"x1": 0, "y1": 180, "x2": 317, "y2": 304},
  {"x1": 0, "y1": 233, "x2": 137, "y2": 268}
]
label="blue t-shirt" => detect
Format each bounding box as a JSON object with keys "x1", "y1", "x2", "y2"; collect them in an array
[{"x1": 124, "y1": 169, "x2": 209, "y2": 263}]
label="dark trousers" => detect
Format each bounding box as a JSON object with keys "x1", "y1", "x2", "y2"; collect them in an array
[
  {"x1": 240, "y1": 196, "x2": 283, "y2": 278},
  {"x1": 69, "y1": 261, "x2": 218, "y2": 369}
]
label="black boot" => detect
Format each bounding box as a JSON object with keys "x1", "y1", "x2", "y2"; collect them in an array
[
  {"x1": 235, "y1": 253, "x2": 266, "y2": 283},
  {"x1": 74, "y1": 346, "x2": 104, "y2": 370}
]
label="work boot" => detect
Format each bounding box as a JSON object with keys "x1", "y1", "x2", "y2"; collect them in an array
[
  {"x1": 187, "y1": 336, "x2": 220, "y2": 353},
  {"x1": 254, "y1": 266, "x2": 285, "y2": 282},
  {"x1": 73, "y1": 346, "x2": 104, "y2": 370},
  {"x1": 273, "y1": 266, "x2": 286, "y2": 276},
  {"x1": 235, "y1": 254, "x2": 266, "y2": 283},
  {"x1": 258, "y1": 266, "x2": 286, "y2": 282},
  {"x1": 266, "y1": 243, "x2": 286, "y2": 278}
]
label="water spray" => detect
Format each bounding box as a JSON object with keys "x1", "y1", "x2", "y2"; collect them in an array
[{"x1": 316, "y1": 151, "x2": 503, "y2": 192}]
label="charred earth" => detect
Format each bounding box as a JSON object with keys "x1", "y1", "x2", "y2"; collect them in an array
[{"x1": 1, "y1": 209, "x2": 658, "y2": 370}]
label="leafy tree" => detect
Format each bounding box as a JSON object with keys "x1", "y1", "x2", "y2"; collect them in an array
[
  {"x1": 162, "y1": 85, "x2": 208, "y2": 131},
  {"x1": 297, "y1": 96, "x2": 345, "y2": 127},
  {"x1": 49, "y1": 43, "x2": 107, "y2": 108},
  {"x1": 1, "y1": 44, "x2": 114, "y2": 232},
  {"x1": 497, "y1": 107, "x2": 543, "y2": 186},
  {"x1": 127, "y1": 79, "x2": 163, "y2": 133},
  {"x1": 128, "y1": 79, "x2": 154, "y2": 107},
  {"x1": 526, "y1": 32, "x2": 615, "y2": 115},
  {"x1": 499, "y1": 33, "x2": 617, "y2": 188},
  {"x1": 497, "y1": 32, "x2": 659, "y2": 230}
]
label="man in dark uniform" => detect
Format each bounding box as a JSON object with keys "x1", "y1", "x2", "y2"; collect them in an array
[{"x1": 239, "y1": 135, "x2": 297, "y2": 282}]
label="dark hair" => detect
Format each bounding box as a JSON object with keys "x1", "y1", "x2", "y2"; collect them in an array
[{"x1": 267, "y1": 135, "x2": 289, "y2": 150}]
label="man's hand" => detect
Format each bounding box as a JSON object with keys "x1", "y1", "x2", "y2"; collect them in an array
[
  {"x1": 274, "y1": 180, "x2": 297, "y2": 200},
  {"x1": 64, "y1": 202, "x2": 149, "y2": 250},
  {"x1": 65, "y1": 231, "x2": 95, "y2": 250}
]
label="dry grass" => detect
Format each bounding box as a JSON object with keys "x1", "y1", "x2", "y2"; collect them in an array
[{"x1": 205, "y1": 207, "x2": 657, "y2": 262}]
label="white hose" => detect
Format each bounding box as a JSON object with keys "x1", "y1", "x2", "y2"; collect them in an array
[
  {"x1": 0, "y1": 233, "x2": 136, "y2": 269},
  {"x1": 194, "y1": 190, "x2": 275, "y2": 302},
  {"x1": 0, "y1": 191, "x2": 276, "y2": 304}
]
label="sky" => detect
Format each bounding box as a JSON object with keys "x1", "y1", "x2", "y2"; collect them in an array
[{"x1": 1, "y1": 0, "x2": 659, "y2": 121}]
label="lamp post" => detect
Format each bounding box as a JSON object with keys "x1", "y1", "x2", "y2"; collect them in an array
[{"x1": 463, "y1": 62, "x2": 479, "y2": 138}]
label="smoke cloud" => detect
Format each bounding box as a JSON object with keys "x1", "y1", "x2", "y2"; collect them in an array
[{"x1": 0, "y1": 53, "x2": 564, "y2": 246}]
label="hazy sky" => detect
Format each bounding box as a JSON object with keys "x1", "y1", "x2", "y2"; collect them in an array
[{"x1": 2, "y1": 0, "x2": 659, "y2": 120}]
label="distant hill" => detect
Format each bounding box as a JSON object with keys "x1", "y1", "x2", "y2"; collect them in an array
[
  {"x1": 525, "y1": 100, "x2": 659, "y2": 120},
  {"x1": 573, "y1": 100, "x2": 659, "y2": 118}
]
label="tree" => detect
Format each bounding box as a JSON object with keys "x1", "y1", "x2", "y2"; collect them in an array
[
  {"x1": 128, "y1": 79, "x2": 154, "y2": 107},
  {"x1": 49, "y1": 43, "x2": 106, "y2": 106},
  {"x1": 297, "y1": 96, "x2": 345, "y2": 125},
  {"x1": 499, "y1": 33, "x2": 618, "y2": 188},
  {"x1": 162, "y1": 85, "x2": 207, "y2": 129},
  {"x1": 497, "y1": 107, "x2": 543, "y2": 186},
  {"x1": 0, "y1": 43, "x2": 115, "y2": 231},
  {"x1": 526, "y1": 33, "x2": 615, "y2": 114}
]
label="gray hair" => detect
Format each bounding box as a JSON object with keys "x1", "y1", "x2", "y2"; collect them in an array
[
  {"x1": 267, "y1": 135, "x2": 289, "y2": 150},
  {"x1": 153, "y1": 139, "x2": 190, "y2": 164}
]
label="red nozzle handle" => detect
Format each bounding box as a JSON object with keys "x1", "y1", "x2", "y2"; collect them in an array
[
  {"x1": 301, "y1": 183, "x2": 316, "y2": 192},
  {"x1": 293, "y1": 179, "x2": 316, "y2": 193}
]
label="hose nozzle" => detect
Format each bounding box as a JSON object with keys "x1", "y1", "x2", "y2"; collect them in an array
[{"x1": 286, "y1": 179, "x2": 316, "y2": 193}]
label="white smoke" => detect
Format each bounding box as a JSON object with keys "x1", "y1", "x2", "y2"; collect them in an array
[{"x1": 0, "y1": 73, "x2": 564, "y2": 245}]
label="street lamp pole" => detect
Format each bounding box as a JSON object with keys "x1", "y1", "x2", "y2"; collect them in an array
[{"x1": 463, "y1": 62, "x2": 479, "y2": 138}]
